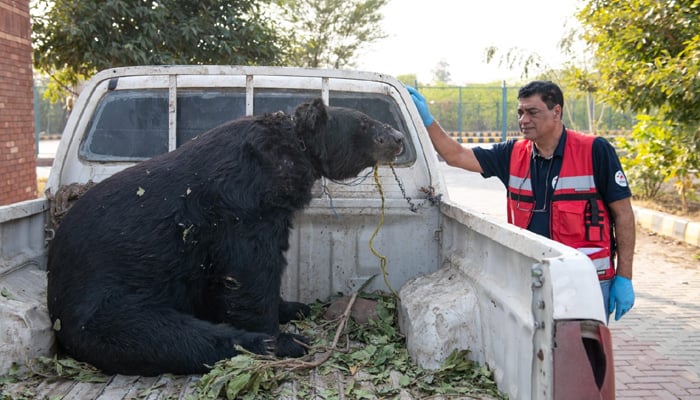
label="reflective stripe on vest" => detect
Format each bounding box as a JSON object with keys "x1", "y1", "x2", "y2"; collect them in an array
[
  {"x1": 508, "y1": 174, "x2": 596, "y2": 193},
  {"x1": 506, "y1": 130, "x2": 615, "y2": 280}
]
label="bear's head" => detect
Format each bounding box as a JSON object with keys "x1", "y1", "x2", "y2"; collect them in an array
[{"x1": 294, "y1": 98, "x2": 404, "y2": 180}]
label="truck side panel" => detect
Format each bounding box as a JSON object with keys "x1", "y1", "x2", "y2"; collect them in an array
[
  {"x1": 432, "y1": 200, "x2": 540, "y2": 399},
  {"x1": 0, "y1": 198, "x2": 53, "y2": 374},
  {"x1": 0, "y1": 198, "x2": 48, "y2": 276},
  {"x1": 400, "y1": 199, "x2": 610, "y2": 400}
]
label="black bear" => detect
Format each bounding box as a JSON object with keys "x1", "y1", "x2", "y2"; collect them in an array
[{"x1": 46, "y1": 98, "x2": 403, "y2": 376}]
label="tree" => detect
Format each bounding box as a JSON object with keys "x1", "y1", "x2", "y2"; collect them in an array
[
  {"x1": 616, "y1": 115, "x2": 678, "y2": 200},
  {"x1": 431, "y1": 59, "x2": 451, "y2": 84},
  {"x1": 577, "y1": 0, "x2": 700, "y2": 125},
  {"x1": 32, "y1": 0, "x2": 286, "y2": 97},
  {"x1": 274, "y1": 0, "x2": 388, "y2": 69},
  {"x1": 484, "y1": 46, "x2": 551, "y2": 80},
  {"x1": 577, "y1": 0, "x2": 700, "y2": 210},
  {"x1": 484, "y1": 35, "x2": 618, "y2": 135},
  {"x1": 396, "y1": 73, "x2": 418, "y2": 87}
]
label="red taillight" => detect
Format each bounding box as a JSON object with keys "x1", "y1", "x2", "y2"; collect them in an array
[{"x1": 553, "y1": 320, "x2": 615, "y2": 399}]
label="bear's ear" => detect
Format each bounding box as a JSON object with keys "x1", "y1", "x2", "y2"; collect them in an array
[{"x1": 294, "y1": 98, "x2": 328, "y2": 135}]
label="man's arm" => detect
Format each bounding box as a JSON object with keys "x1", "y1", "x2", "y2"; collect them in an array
[
  {"x1": 608, "y1": 197, "x2": 635, "y2": 279},
  {"x1": 425, "y1": 121, "x2": 483, "y2": 173},
  {"x1": 607, "y1": 196, "x2": 636, "y2": 320}
]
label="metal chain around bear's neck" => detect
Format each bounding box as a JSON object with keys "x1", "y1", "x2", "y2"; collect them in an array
[
  {"x1": 389, "y1": 165, "x2": 419, "y2": 213},
  {"x1": 389, "y1": 164, "x2": 442, "y2": 212}
]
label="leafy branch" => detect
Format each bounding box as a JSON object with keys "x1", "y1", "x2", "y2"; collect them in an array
[{"x1": 194, "y1": 292, "x2": 506, "y2": 399}]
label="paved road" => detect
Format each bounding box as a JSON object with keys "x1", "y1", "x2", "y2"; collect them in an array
[
  {"x1": 439, "y1": 162, "x2": 700, "y2": 400},
  {"x1": 36, "y1": 140, "x2": 58, "y2": 179}
]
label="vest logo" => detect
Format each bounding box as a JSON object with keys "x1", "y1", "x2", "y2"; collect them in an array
[{"x1": 615, "y1": 170, "x2": 628, "y2": 187}]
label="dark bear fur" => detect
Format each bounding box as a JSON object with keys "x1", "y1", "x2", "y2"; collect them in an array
[{"x1": 46, "y1": 98, "x2": 403, "y2": 376}]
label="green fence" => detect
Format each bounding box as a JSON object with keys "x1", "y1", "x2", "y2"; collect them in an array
[
  {"x1": 414, "y1": 83, "x2": 635, "y2": 140},
  {"x1": 34, "y1": 82, "x2": 636, "y2": 146}
]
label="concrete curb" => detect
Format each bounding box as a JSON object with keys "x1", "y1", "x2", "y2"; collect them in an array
[
  {"x1": 633, "y1": 206, "x2": 700, "y2": 247},
  {"x1": 38, "y1": 134, "x2": 62, "y2": 141}
]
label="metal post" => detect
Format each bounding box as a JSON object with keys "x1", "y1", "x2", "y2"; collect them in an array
[
  {"x1": 458, "y1": 86, "x2": 463, "y2": 134},
  {"x1": 33, "y1": 82, "x2": 41, "y2": 155},
  {"x1": 501, "y1": 81, "x2": 508, "y2": 141}
]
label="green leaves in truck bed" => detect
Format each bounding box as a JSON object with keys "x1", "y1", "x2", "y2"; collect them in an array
[
  {"x1": 26, "y1": 355, "x2": 108, "y2": 383},
  {"x1": 193, "y1": 293, "x2": 507, "y2": 400},
  {"x1": 196, "y1": 349, "x2": 289, "y2": 400},
  {"x1": 0, "y1": 288, "x2": 14, "y2": 300},
  {"x1": 3, "y1": 293, "x2": 505, "y2": 399}
]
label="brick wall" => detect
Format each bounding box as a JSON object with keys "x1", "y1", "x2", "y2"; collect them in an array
[{"x1": 0, "y1": 0, "x2": 37, "y2": 205}]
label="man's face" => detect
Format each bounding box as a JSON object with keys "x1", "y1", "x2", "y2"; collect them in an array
[{"x1": 517, "y1": 95, "x2": 561, "y2": 141}]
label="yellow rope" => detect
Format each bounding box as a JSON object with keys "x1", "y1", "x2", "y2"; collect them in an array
[{"x1": 370, "y1": 166, "x2": 398, "y2": 297}]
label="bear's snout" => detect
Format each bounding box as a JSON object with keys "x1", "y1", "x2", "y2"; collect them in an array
[{"x1": 374, "y1": 125, "x2": 404, "y2": 161}]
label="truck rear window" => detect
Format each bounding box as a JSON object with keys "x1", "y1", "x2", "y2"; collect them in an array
[
  {"x1": 81, "y1": 88, "x2": 414, "y2": 164},
  {"x1": 81, "y1": 90, "x2": 169, "y2": 160}
]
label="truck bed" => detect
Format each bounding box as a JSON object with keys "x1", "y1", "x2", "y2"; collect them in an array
[
  {"x1": 2, "y1": 294, "x2": 505, "y2": 400},
  {"x1": 3, "y1": 368, "x2": 499, "y2": 400}
]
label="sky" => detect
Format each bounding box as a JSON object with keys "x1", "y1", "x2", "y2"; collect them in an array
[{"x1": 354, "y1": 0, "x2": 583, "y2": 85}]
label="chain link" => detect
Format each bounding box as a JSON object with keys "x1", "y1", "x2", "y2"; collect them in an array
[{"x1": 389, "y1": 165, "x2": 442, "y2": 212}]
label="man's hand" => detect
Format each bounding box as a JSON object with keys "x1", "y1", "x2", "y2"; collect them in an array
[
  {"x1": 406, "y1": 86, "x2": 434, "y2": 127},
  {"x1": 608, "y1": 275, "x2": 635, "y2": 320}
]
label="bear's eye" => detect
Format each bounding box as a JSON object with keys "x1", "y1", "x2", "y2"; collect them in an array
[{"x1": 360, "y1": 116, "x2": 370, "y2": 129}]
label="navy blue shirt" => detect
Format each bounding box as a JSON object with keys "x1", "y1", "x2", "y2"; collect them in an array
[{"x1": 473, "y1": 128, "x2": 632, "y2": 238}]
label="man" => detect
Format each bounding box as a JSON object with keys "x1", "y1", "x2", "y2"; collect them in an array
[{"x1": 408, "y1": 81, "x2": 635, "y2": 321}]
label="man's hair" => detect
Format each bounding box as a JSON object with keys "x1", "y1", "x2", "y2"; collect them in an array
[{"x1": 518, "y1": 81, "x2": 564, "y2": 110}]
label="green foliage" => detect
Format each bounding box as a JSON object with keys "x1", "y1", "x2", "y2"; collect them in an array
[
  {"x1": 2, "y1": 294, "x2": 505, "y2": 399},
  {"x1": 27, "y1": 355, "x2": 108, "y2": 383},
  {"x1": 0, "y1": 287, "x2": 15, "y2": 300},
  {"x1": 396, "y1": 74, "x2": 418, "y2": 87},
  {"x1": 194, "y1": 293, "x2": 506, "y2": 399},
  {"x1": 577, "y1": 0, "x2": 700, "y2": 210},
  {"x1": 577, "y1": 0, "x2": 700, "y2": 126},
  {"x1": 0, "y1": 363, "x2": 21, "y2": 386},
  {"x1": 1, "y1": 357, "x2": 107, "y2": 399},
  {"x1": 196, "y1": 350, "x2": 290, "y2": 400},
  {"x1": 431, "y1": 59, "x2": 452, "y2": 84},
  {"x1": 31, "y1": 0, "x2": 389, "y2": 103},
  {"x1": 617, "y1": 115, "x2": 674, "y2": 199},
  {"x1": 484, "y1": 45, "x2": 550, "y2": 80},
  {"x1": 483, "y1": 25, "x2": 636, "y2": 134},
  {"x1": 32, "y1": 0, "x2": 286, "y2": 96},
  {"x1": 34, "y1": 77, "x2": 69, "y2": 134},
  {"x1": 618, "y1": 115, "x2": 699, "y2": 209},
  {"x1": 274, "y1": 0, "x2": 388, "y2": 69}
]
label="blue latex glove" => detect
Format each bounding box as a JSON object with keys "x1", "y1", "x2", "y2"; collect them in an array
[
  {"x1": 406, "y1": 86, "x2": 434, "y2": 127},
  {"x1": 608, "y1": 275, "x2": 635, "y2": 321}
]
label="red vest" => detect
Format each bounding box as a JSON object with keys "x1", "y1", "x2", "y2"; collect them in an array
[{"x1": 507, "y1": 130, "x2": 615, "y2": 280}]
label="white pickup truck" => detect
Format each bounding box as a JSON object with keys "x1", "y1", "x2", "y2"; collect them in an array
[{"x1": 0, "y1": 66, "x2": 614, "y2": 399}]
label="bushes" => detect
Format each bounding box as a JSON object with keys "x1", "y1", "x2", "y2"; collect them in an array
[{"x1": 618, "y1": 114, "x2": 698, "y2": 212}]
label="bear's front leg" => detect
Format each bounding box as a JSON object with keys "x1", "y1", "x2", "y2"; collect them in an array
[
  {"x1": 208, "y1": 228, "x2": 310, "y2": 358},
  {"x1": 274, "y1": 333, "x2": 310, "y2": 358},
  {"x1": 209, "y1": 274, "x2": 310, "y2": 358},
  {"x1": 279, "y1": 298, "x2": 311, "y2": 324}
]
